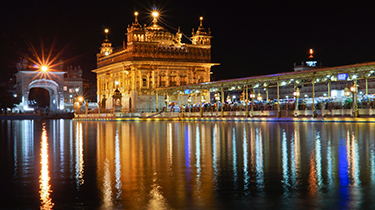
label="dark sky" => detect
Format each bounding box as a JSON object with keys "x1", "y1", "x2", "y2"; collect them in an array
[{"x1": 1, "y1": 0, "x2": 375, "y2": 83}]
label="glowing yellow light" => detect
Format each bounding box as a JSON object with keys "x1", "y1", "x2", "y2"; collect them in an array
[
  {"x1": 134, "y1": 11, "x2": 138, "y2": 16},
  {"x1": 310, "y1": 49, "x2": 313, "y2": 55},
  {"x1": 41, "y1": 66, "x2": 48, "y2": 72},
  {"x1": 78, "y1": 96, "x2": 84, "y2": 102},
  {"x1": 200, "y1": 16, "x2": 203, "y2": 21},
  {"x1": 152, "y1": 11, "x2": 159, "y2": 18},
  {"x1": 39, "y1": 124, "x2": 54, "y2": 209},
  {"x1": 104, "y1": 29, "x2": 109, "y2": 33}
]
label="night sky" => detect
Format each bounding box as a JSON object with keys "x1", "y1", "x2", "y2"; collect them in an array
[{"x1": 1, "y1": 1, "x2": 375, "y2": 83}]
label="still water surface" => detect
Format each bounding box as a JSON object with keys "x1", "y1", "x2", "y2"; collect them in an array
[{"x1": 1, "y1": 120, "x2": 375, "y2": 209}]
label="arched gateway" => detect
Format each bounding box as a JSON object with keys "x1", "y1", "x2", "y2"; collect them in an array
[{"x1": 15, "y1": 58, "x2": 83, "y2": 112}]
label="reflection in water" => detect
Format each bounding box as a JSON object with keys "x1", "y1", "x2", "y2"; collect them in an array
[
  {"x1": 195, "y1": 124, "x2": 201, "y2": 191},
  {"x1": 39, "y1": 123, "x2": 54, "y2": 210},
  {"x1": 115, "y1": 128, "x2": 122, "y2": 199},
  {"x1": 147, "y1": 175, "x2": 170, "y2": 210},
  {"x1": 282, "y1": 129, "x2": 290, "y2": 196},
  {"x1": 255, "y1": 128, "x2": 264, "y2": 194},
  {"x1": 243, "y1": 126, "x2": 249, "y2": 195},
  {"x1": 315, "y1": 131, "x2": 323, "y2": 189},
  {"x1": 232, "y1": 127, "x2": 238, "y2": 190},
  {"x1": 102, "y1": 158, "x2": 113, "y2": 210},
  {"x1": 7, "y1": 121, "x2": 375, "y2": 209},
  {"x1": 75, "y1": 122, "x2": 84, "y2": 188}
]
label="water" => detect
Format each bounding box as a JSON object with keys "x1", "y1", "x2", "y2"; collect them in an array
[{"x1": 1, "y1": 120, "x2": 375, "y2": 209}]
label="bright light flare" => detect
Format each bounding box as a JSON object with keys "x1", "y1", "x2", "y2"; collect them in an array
[
  {"x1": 104, "y1": 29, "x2": 109, "y2": 34},
  {"x1": 134, "y1": 11, "x2": 138, "y2": 16},
  {"x1": 41, "y1": 65, "x2": 48, "y2": 72},
  {"x1": 78, "y1": 96, "x2": 84, "y2": 102},
  {"x1": 152, "y1": 11, "x2": 159, "y2": 18}
]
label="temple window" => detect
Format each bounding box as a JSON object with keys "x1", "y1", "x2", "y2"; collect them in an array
[{"x1": 142, "y1": 78, "x2": 147, "y2": 87}]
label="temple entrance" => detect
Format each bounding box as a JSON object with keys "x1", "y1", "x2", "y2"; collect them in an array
[{"x1": 28, "y1": 88, "x2": 50, "y2": 111}]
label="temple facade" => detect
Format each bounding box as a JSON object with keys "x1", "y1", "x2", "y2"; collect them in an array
[{"x1": 92, "y1": 11, "x2": 219, "y2": 112}]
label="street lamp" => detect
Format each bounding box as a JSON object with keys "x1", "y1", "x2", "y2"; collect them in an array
[
  {"x1": 293, "y1": 87, "x2": 300, "y2": 111},
  {"x1": 74, "y1": 95, "x2": 84, "y2": 113},
  {"x1": 345, "y1": 87, "x2": 351, "y2": 97}
]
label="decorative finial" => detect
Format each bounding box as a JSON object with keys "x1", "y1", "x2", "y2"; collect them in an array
[
  {"x1": 152, "y1": 6, "x2": 159, "y2": 25},
  {"x1": 309, "y1": 48, "x2": 314, "y2": 58},
  {"x1": 104, "y1": 28, "x2": 109, "y2": 40},
  {"x1": 200, "y1": 16, "x2": 203, "y2": 27}
]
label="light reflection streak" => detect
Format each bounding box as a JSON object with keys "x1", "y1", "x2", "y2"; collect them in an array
[
  {"x1": 327, "y1": 135, "x2": 333, "y2": 189},
  {"x1": 69, "y1": 121, "x2": 74, "y2": 179},
  {"x1": 39, "y1": 123, "x2": 54, "y2": 210},
  {"x1": 185, "y1": 124, "x2": 192, "y2": 187},
  {"x1": 348, "y1": 129, "x2": 362, "y2": 209},
  {"x1": 13, "y1": 121, "x2": 18, "y2": 180},
  {"x1": 75, "y1": 122, "x2": 84, "y2": 188},
  {"x1": 101, "y1": 158, "x2": 113, "y2": 210},
  {"x1": 308, "y1": 151, "x2": 317, "y2": 197},
  {"x1": 59, "y1": 119, "x2": 64, "y2": 174},
  {"x1": 115, "y1": 128, "x2": 122, "y2": 199},
  {"x1": 350, "y1": 131, "x2": 360, "y2": 186},
  {"x1": 232, "y1": 127, "x2": 238, "y2": 190},
  {"x1": 293, "y1": 127, "x2": 300, "y2": 188},
  {"x1": 255, "y1": 128, "x2": 264, "y2": 193},
  {"x1": 243, "y1": 126, "x2": 249, "y2": 194},
  {"x1": 196, "y1": 124, "x2": 202, "y2": 191},
  {"x1": 167, "y1": 123, "x2": 173, "y2": 169},
  {"x1": 281, "y1": 129, "x2": 290, "y2": 195},
  {"x1": 315, "y1": 131, "x2": 323, "y2": 188},
  {"x1": 290, "y1": 132, "x2": 296, "y2": 189},
  {"x1": 212, "y1": 124, "x2": 219, "y2": 189}
]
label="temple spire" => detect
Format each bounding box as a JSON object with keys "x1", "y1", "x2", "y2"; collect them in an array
[
  {"x1": 100, "y1": 28, "x2": 113, "y2": 56},
  {"x1": 134, "y1": 11, "x2": 139, "y2": 24},
  {"x1": 309, "y1": 48, "x2": 314, "y2": 59}
]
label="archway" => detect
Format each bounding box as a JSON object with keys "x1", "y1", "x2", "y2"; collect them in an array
[
  {"x1": 26, "y1": 79, "x2": 63, "y2": 112},
  {"x1": 28, "y1": 88, "x2": 50, "y2": 111}
]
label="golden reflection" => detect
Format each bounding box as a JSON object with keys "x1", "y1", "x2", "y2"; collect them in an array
[
  {"x1": 39, "y1": 123, "x2": 54, "y2": 210},
  {"x1": 147, "y1": 176, "x2": 170, "y2": 210},
  {"x1": 102, "y1": 158, "x2": 114, "y2": 210},
  {"x1": 308, "y1": 151, "x2": 317, "y2": 197}
]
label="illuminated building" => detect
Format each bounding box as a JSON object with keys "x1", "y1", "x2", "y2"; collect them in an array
[{"x1": 92, "y1": 10, "x2": 218, "y2": 112}]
